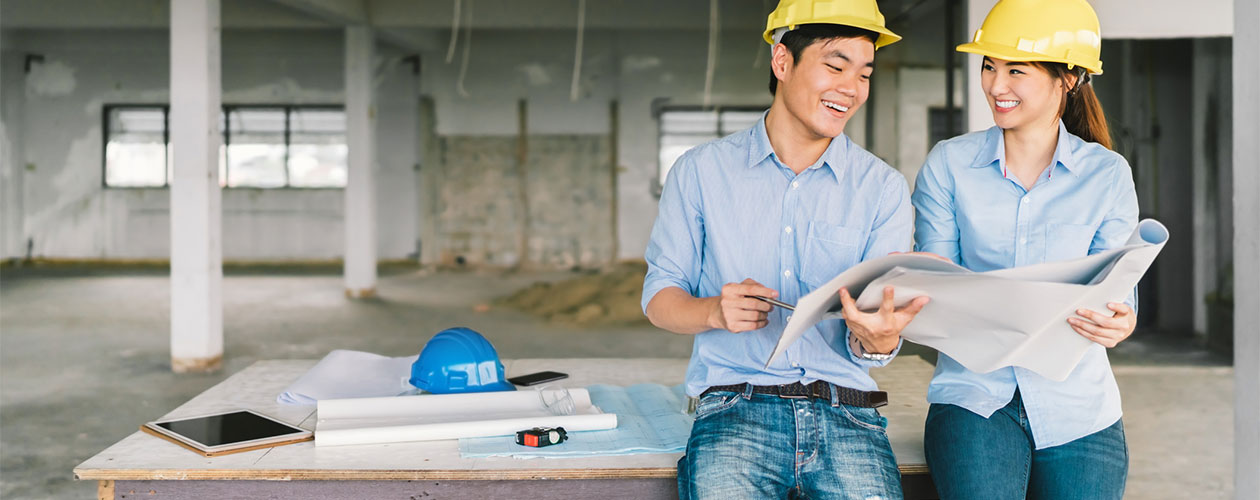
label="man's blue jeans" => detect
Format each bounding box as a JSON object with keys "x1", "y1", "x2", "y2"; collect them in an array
[
  {"x1": 924, "y1": 391, "x2": 1128, "y2": 500},
  {"x1": 678, "y1": 384, "x2": 903, "y2": 500}
]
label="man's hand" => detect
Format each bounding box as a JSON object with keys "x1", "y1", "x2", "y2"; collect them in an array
[
  {"x1": 1068, "y1": 302, "x2": 1136, "y2": 348},
  {"x1": 839, "y1": 286, "x2": 930, "y2": 354},
  {"x1": 707, "y1": 279, "x2": 776, "y2": 333}
]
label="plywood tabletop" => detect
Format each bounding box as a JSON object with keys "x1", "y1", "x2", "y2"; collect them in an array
[{"x1": 75, "y1": 356, "x2": 933, "y2": 481}]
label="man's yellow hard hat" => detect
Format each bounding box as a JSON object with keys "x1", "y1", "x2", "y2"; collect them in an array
[
  {"x1": 956, "y1": 0, "x2": 1104, "y2": 75},
  {"x1": 763, "y1": 0, "x2": 901, "y2": 49}
]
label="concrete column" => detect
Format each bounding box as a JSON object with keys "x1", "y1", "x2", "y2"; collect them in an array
[
  {"x1": 1233, "y1": 0, "x2": 1260, "y2": 496},
  {"x1": 963, "y1": 0, "x2": 994, "y2": 132},
  {"x1": 344, "y1": 25, "x2": 377, "y2": 297},
  {"x1": 169, "y1": 0, "x2": 223, "y2": 373}
]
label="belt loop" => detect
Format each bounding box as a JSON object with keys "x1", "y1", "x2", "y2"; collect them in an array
[
  {"x1": 741, "y1": 383, "x2": 754, "y2": 400},
  {"x1": 828, "y1": 382, "x2": 840, "y2": 408}
]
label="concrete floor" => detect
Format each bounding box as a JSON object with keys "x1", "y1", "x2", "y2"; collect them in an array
[{"x1": 0, "y1": 267, "x2": 1235, "y2": 499}]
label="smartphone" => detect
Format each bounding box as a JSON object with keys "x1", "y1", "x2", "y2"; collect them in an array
[{"x1": 508, "y1": 371, "x2": 569, "y2": 386}]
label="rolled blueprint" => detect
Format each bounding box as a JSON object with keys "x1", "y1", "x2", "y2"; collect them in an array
[
  {"x1": 315, "y1": 388, "x2": 617, "y2": 447},
  {"x1": 769, "y1": 219, "x2": 1169, "y2": 382}
]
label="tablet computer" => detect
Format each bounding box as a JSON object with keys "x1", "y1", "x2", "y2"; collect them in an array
[{"x1": 141, "y1": 409, "x2": 313, "y2": 457}]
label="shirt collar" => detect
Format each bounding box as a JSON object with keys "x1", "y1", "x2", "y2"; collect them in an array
[
  {"x1": 748, "y1": 113, "x2": 846, "y2": 183},
  {"x1": 970, "y1": 120, "x2": 1079, "y2": 178}
]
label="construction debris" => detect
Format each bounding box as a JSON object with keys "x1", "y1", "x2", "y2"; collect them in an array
[{"x1": 495, "y1": 261, "x2": 650, "y2": 327}]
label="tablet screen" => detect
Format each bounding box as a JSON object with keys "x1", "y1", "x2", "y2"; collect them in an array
[{"x1": 154, "y1": 411, "x2": 304, "y2": 448}]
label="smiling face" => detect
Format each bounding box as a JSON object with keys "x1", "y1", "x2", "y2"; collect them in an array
[
  {"x1": 771, "y1": 36, "x2": 875, "y2": 140},
  {"x1": 981, "y1": 57, "x2": 1075, "y2": 132}
]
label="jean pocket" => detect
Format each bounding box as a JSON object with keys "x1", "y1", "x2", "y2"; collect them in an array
[
  {"x1": 802, "y1": 221, "x2": 866, "y2": 287},
  {"x1": 693, "y1": 391, "x2": 743, "y2": 420},
  {"x1": 838, "y1": 405, "x2": 888, "y2": 433}
]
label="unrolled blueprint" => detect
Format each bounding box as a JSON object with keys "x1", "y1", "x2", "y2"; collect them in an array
[{"x1": 769, "y1": 219, "x2": 1169, "y2": 381}]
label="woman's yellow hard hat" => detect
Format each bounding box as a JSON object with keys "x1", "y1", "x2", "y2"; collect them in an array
[
  {"x1": 763, "y1": 0, "x2": 901, "y2": 49},
  {"x1": 957, "y1": 0, "x2": 1103, "y2": 74}
]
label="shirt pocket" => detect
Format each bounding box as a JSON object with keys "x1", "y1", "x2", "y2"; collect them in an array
[
  {"x1": 802, "y1": 220, "x2": 866, "y2": 288},
  {"x1": 1043, "y1": 223, "x2": 1097, "y2": 261}
]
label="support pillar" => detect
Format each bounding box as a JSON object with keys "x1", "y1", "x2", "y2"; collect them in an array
[
  {"x1": 169, "y1": 0, "x2": 223, "y2": 373},
  {"x1": 344, "y1": 25, "x2": 377, "y2": 297},
  {"x1": 963, "y1": 0, "x2": 993, "y2": 132},
  {"x1": 1233, "y1": 0, "x2": 1260, "y2": 496}
]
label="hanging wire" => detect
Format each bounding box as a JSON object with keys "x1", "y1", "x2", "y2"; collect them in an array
[
  {"x1": 702, "y1": 0, "x2": 720, "y2": 108},
  {"x1": 444, "y1": 0, "x2": 462, "y2": 63},
  {"x1": 569, "y1": 0, "x2": 587, "y2": 102},
  {"x1": 456, "y1": 0, "x2": 473, "y2": 97}
]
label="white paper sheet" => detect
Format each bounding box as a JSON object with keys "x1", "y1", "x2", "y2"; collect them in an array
[
  {"x1": 769, "y1": 219, "x2": 1169, "y2": 381},
  {"x1": 277, "y1": 350, "x2": 417, "y2": 405},
  {"x1": 315, "y1": 388, "x2": 618, "y2": 447}
]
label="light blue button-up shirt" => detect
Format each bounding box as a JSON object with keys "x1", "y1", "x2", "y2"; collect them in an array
[
  {"x1": 911, "y1": 122, "x2": 1139, "y2": 449},
  {"x1": 642, "y1": 116, "x2": 913, "y2": 397}
]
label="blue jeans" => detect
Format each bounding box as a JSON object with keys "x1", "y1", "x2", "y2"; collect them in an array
[
  {"x1": 678, "y1": 384, "x2": 903, "y2": 500},
  {"x1": 924, "y1": 391, "x2": 1128, "y2": 500}
]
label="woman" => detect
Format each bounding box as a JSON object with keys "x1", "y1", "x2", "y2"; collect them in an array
[{"x1": 911, "y1": 1, "x2": 1138, "y2": 498}]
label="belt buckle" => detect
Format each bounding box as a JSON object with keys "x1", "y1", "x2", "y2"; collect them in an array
[{"x1": 776, "y1": 383, "x2": 809, "y2": 399}]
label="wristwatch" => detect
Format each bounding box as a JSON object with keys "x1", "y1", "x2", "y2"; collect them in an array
[{"x1": 858, "y1": 343, "x2": 894, "y2": 361}]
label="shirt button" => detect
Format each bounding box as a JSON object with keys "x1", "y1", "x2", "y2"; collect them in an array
[
  {"x1": 1022, "y1": 197, "x2": 1030, "y2": 204},
  {"x1": 783, "y1": 270, "x2": 792, "y2": 278},
  {"x1": 1019, "y1": 238, "x2": 1028, "y2": 244},
  {"x1": 784, "y1": 226, "x2": 792, "y2": 234},
  {"x1": 792, "y1": 181, "x2": 800, "y2": 189}
]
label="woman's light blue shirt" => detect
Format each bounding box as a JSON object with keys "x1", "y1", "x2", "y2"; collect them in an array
[
  {"x1": 911, "y1": 122, "x2": 1139, "y2": 449},
  {"x1": 643, "y1": 116, "x2": 913, "y2": 397}
]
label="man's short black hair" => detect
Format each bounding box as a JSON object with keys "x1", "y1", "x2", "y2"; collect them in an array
[{"x1": 768, "y1": 23, "x2": 880, "y2": 96}]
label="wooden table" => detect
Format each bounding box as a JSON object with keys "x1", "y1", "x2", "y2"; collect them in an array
[{"x1": 75, "y1": 357, "x2": 938, "y2": 499}]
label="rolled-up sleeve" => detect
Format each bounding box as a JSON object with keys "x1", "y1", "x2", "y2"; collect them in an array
[
  {"x1": 642, "y1": 154, "x2": 706, "y2": 313},
  {"x1": 1090, "y1": 157, "x2": 1141, "y2": 311},
  {"x1": 911, "y1": 144, "x2": 962, "y2": 263}
]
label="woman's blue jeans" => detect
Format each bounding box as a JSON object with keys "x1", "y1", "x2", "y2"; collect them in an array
[
  {"x1": 924, "y1": 391, "x2": 1128, "y2": 500},
  {"x1": 678, "y1": 384, "x2": 903, "y2": 500}
]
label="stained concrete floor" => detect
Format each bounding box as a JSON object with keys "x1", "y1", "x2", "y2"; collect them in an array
[{"x1": 0, "y1": 266, "x2": 1235, "y2": 499}]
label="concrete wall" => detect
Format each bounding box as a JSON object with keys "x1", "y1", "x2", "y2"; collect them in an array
[
  {"x1": 0, "y1": 5, "x2": 970, "y2": 266},
  {"x1": 0, "y1": 28, "x2": 419, "y2": 261}
]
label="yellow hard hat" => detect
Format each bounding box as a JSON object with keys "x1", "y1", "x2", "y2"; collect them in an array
[
  {"x1": 763, "y1": 0, "x2": 901, "y2": 49},
  {"x1": 957, "y1": 0, "x2": 1104, "y2": 75}
]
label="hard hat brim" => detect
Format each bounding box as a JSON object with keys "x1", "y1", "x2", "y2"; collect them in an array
[
  {"x1": 763, "y1": 19, "x2": 902, "y2": 50},
  {"x1": 957, "y1": 41, "x2": 1103, "y2": 75}
]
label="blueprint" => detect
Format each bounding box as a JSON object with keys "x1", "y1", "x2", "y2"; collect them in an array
[
  {"x1": 769, "y1": 219, "x2": 1169, "y2": 381},
  {"x1": 459, "y1": 384, "x2": 692, "y2": 459},
  {"x1": 277, "y1": 349, "x2": 416, "y2": 405}
]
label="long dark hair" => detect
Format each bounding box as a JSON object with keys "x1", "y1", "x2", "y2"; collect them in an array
[{"x1": 1030, "y1": 61, "x2": 1112, "y2": 150}]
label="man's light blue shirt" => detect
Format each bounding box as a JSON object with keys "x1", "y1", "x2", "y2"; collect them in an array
[
  {"x1": 911, "y1": 122, "x2": 1139, "y2": 449},
  {"x1": 642, "y1": 116, "x2": 913, "y2": 398}
]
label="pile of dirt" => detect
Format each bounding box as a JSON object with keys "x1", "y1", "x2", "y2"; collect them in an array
[{"x1": 495, "y1": 261, "x2": 651, "y2": 327}]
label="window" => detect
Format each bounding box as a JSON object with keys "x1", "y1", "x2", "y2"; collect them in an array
[
  {"x1": 104, "y1": 106, "x2": 169, "y2": 188},
  {"x1": 103, "y1": 104, "x2": 347, "y2": 189},
  {"x1": 657, "y1": 107, "x2": 765, "y2": 194},
  {"x1": 928, "y1": 107, "x2": 963, "y2": 152}
]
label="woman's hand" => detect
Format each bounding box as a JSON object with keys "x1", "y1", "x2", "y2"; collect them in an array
[{"x1": 1068, "y1": 302, "x2": 1136, "y2": 348}]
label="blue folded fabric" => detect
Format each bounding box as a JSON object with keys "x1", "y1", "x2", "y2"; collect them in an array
[{"x1": 459, "y1": 383, "x2": 693, "y2": 458}]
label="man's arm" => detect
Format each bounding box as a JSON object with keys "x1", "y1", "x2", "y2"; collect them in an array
[
  {"x1": 646, "y1": 280, "x2": 776, "y2": 335},
  {"x1": 839, "y1": 173, "x2": 923, "y2": 364}
]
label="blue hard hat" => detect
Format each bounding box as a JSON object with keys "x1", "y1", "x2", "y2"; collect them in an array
[{"x1": 409, "y1": 327, "x2": 516, "y2": 394}]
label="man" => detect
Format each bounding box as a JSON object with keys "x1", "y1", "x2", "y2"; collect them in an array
[{"x1": 641, "y1": 1, "x2": 929, "y2": 497}]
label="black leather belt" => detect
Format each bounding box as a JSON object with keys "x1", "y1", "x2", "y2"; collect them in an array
[{"x1": 700, "y1": 381, "x2": 888, "y2": 408}]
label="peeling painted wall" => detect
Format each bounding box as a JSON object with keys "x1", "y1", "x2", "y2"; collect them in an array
[{"x1": 0, "y1": 28, "x2": 419, "y2": 260}]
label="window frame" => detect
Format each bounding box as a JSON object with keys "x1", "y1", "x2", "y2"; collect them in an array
[
  {"x1": 652, "y1": 104, "x2": 768, "y2": 198},
  {"x1": 101, "y1": 103, "x2": 347, "y2": 190}
]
